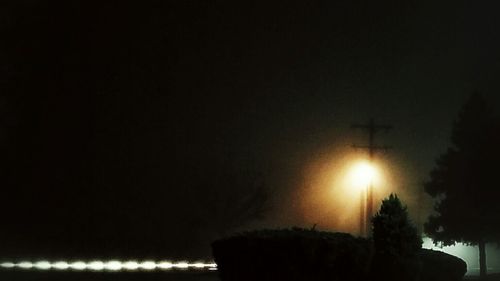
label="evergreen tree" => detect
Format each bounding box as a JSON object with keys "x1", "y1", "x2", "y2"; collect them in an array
[
  {"x1": 371, "y1": 194, "x2": 422, "y2": 281},
  {"x1": 424, "y1": 93, "x2": 500, "y2": 278},
  {"x1": 372, "y1": 194, "x2": 422, "y2": 257}
]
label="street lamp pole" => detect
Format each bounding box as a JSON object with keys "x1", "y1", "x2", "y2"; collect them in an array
[
  {"x1": 351, "y1": 118, "x2": 392, "y2": 237},
  {"x1": 366, "y1": 126, "x2": 374, "y2": 237},
  {"x1": 359, "y1": 186, "x2": 366, "y2": 237}
]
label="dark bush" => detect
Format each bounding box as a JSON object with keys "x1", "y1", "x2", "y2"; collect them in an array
[
  {"x1": 212, "y1": 195, "x2": 467, "y2": 281},
  {"x1": 419, "y1": 249, "x2": 467, "y2": 281},
  {"x1": 212, "y1": 228, "x2": 371, "y2": 281},
  {"x1": 370, "y1": 254, "x2": 422, "y2": 281}
]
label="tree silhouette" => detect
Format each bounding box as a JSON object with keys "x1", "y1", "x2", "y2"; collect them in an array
[
  {"x1": 424, "y1": 93, "x2": 500, "y2": 278},
  {"x1": 372, "y1": 194, "x2": 422, "y2": 257},
  {"x1": 371, "y1": 194, "x2": 422, "y2": 281}
]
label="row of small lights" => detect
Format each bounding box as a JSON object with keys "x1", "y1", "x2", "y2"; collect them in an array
[{"x1": 0, "y1": 260, "x2": 217, "y2": 271}]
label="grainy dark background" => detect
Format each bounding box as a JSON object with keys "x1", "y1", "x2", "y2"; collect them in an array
[{"x1": 0, "y1": 0, "x2": 499, "y2": 259}]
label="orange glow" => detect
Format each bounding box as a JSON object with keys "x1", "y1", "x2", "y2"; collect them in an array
[{"x1": 297, "y1": 146, "x2": 396, "y2": 234}]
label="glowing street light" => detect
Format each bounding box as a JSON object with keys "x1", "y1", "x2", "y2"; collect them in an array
[
  {"x1": 348, "y1": 160, "x2": 378, "y2": 237},
  {"x1": 349, "y1": 161, "x2": 377, "y2": 189}
]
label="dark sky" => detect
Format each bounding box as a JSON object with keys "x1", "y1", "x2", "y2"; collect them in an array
[{"x1": 0, "y1": 0, "x2": 499, "y2": 259}]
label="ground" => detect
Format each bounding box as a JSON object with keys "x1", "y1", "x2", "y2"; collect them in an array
[{"x1": 464, "y1": 274, "x2": 500, "y2": 281}]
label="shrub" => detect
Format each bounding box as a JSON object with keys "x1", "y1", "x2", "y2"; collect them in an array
[
  {"x1": 212, "y1": 228, "x2": 371, "y2": 281},
  {"x1": 419, "y1": 249, "x2": 467, "y2": 281}
]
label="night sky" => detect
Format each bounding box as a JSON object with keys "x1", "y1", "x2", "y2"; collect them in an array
[{"x1": 0, "y1": 1, "x2": 499, "y2": 259}]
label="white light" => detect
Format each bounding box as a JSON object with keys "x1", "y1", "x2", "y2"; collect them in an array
[
  {"x1": 191, "y1": 262, "x2": 205, "y2": 269},
  {"x1": 0, "y1": 262, "x2": 15, "y2": 268},
  {"x1": 18, "y1": 262, "x2": 33, "y2": 269},
  {"x1": 157, "y1": 261, "x2": 173, "y2": 270},
  {"x1": 140, "y1": 261, "x2": 156, "y2": 270},
  {"x1": 123, "y1": 261, "x2": 139, "y2": 271},
  {"x1": 105, "y1": 261, "x2": 122, "y2": 271},
  {"x1": 53, "y1": 261, "x2": 69, "y2": 270},
  {"x1": 0, "y1": 259, "x2": 218, "y2": 272},
  {"x1": 88, "y1": 261, "x2": 104, "y2": 271},
  {"x1": 174, "y1": 262, "x2": 189, "y2": 269},
  {"x1": 34, "y1": 261, "x2": 51, "y2": 270},
  {"x1": 70, "y1": 261, "x2": 87, "y2": 270}
]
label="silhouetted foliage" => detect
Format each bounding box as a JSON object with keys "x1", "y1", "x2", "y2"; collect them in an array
[
  {"x1": 212, "y1": 222, "x2": 466, "y2": 281},
  {"x1": 212, "y1": 228, "x2": 371, "y2": 281},
  {"x1": 372, "y1": 194, "x2": 422, "y2": 257},
  {"x1": 371, "y1": 194, "x2": 422, "y2": 281},
  {"x1": 424, "y1": 93, "x2": 500, "y2": 277}
]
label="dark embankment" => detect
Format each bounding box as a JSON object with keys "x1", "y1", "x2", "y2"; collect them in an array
[
  {"x1": 212, "y1": 228, "x2": 467, "y2": 281},
  {"x1": 212, "y1": 228, "x2": 371, "y2": 281}
]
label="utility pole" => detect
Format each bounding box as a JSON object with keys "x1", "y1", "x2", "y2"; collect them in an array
[{"x1": 351, "y1": 118, "x2": 392, "y2": 237}]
